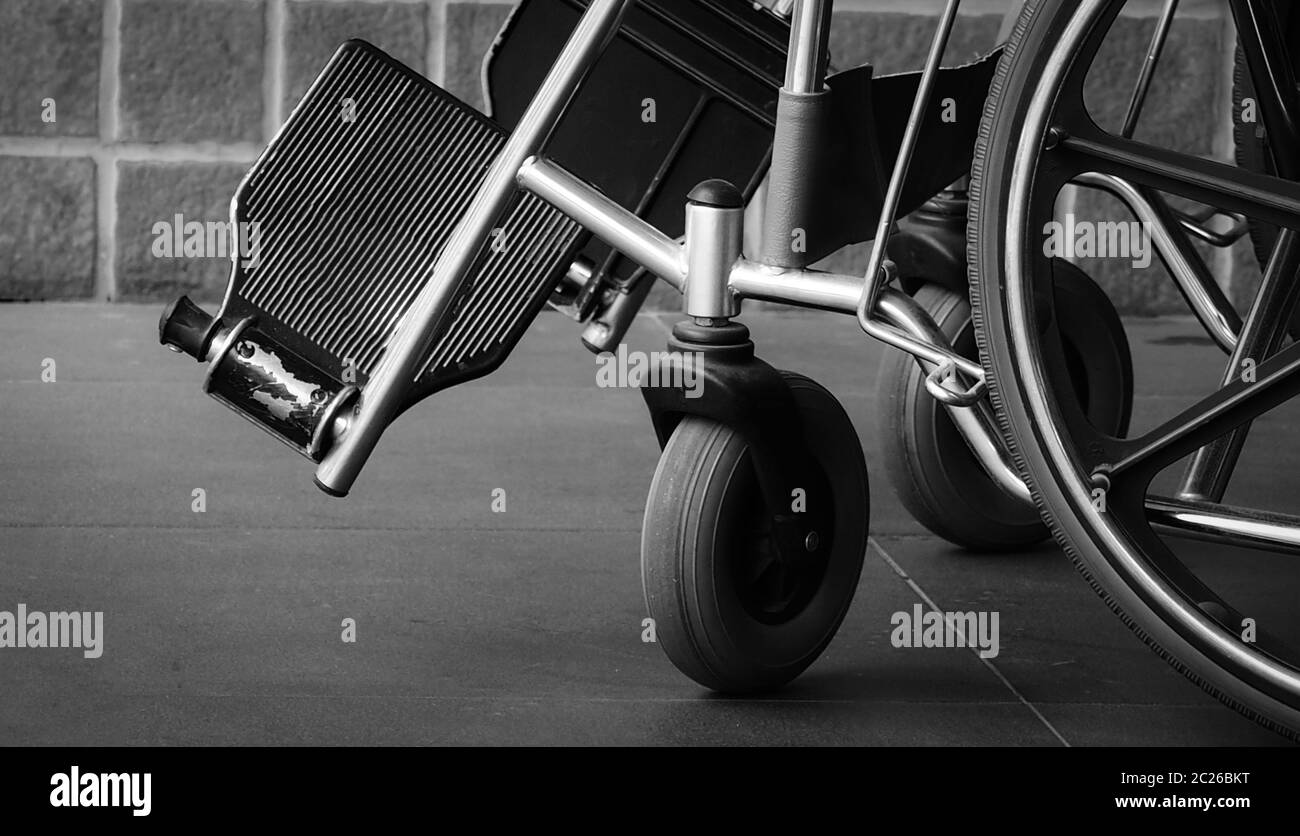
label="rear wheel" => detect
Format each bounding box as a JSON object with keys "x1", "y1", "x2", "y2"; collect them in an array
[{"x1": 970, "y1": 0, "x2": 1300, "y2": 738}]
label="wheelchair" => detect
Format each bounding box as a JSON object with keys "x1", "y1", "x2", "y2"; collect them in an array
[{"x1": 159, "y1": 0, "x2": 1300, "y2": 740}]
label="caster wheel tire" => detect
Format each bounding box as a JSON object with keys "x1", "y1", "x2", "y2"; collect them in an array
[
  {"x1": 876, "y1": 270, "x2": 1132, "y2": 551},
  {"x1": 641, "y1": 371, "x2": 868, "y2": 693}
]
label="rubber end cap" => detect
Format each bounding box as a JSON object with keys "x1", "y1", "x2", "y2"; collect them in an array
[
  {"x1": 671, "y1": 319, "x2": 751, "y2": 346},
  {"x1": 159, "y1": 295, "x2": 216, "y2": 360},
  {"x1": 313, "y1": 476, "x2": 349, "y2": 499},
  {"x1": 687, "y1": 179, "x2": 743, "y2": 209}
]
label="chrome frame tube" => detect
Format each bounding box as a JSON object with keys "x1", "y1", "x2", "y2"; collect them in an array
[
  {"x1": 512, "y1": 166, "x2": 994, "y2": 386},
  {"x1": 561, "y1": 256, "x2": 596, "y2": 292},
  {"x1": 1074, "y1": 172, "x2": 1241, "y2": 353},
  {"x1": 315, "y1": 0, "x2": 633, "y2": 495},
  {"x1": 684, "y1": 197, "x2": 744, "y2": 320},
  {"x1": 728, "y1": 260, "x2": 984, "y2": 380},
  {"x1": 856, "y1": 0, "x2": 962, "y2": 316},
  {"x1": 1175, "y1": 207, "x2": 1249, "y2": 248},
  {"x1": 785, "y1": 0, "x2": 832, "y2": 94},
  {"x1": 1147, "y1": 495, "x2": 1300, "y2": 554},
  {"x1": 729, "y1": 260, "x2": 863, "y2": 314},
  {"x1": 519, "y1": 157, "x2": 684, "y2": 290},
  {"x1": 851, "y1": 0, "x2": 983, "y2": 402},
  {"x1": 876, "y1": 288, "x2": 1033, "y2": 505},
  {"x1": 1178, "y1": 227, "x2": 1300, "y2": 501},
  {"x1": 1120, "y1": 0, "x2": 1180, "y2": 139}
]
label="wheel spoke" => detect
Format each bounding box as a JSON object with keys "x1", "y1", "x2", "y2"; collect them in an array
[
  {"x1": 1073, "y1": 175, "x2": 1243, "y2": 354},
  {"x1": 1148, "y1": 495, "x2": 1300, "y2": 555},
  {"x1": 1178, "y1": 227, "x2": 1300, "y2": 500},
  {"x1": 1055, "y1": 128, "x2": 1300, "y2": 231},
  {"x1": 1119, "y1": 0, "x2": 1180, "y2": 139},
  {"x1": 1105, "y1": 338, "x2": 1300, "y2": 481}
]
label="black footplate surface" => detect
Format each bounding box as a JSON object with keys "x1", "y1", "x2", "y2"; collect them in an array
[
  {"x1": 162, "y1": 40, "x2": 587, "y2": 460},
  {"x1": 234, "y1": 39, "x2": 584, "y2": 403}
]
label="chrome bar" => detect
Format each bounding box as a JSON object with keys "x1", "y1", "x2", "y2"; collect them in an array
[
  {"x1": 511, "y1": 145, "x2": 994, "y2": 409},
  {"x1": 314, "y1": 0, "x2": 632, "y2": 496},
  {"x1": 729, "y1": 260, "x2": 984, "y2": 380},
  {"x1": 512, "y1": 158, "x2": 984, "y2": 381},
  {"x1": 785, "y1": 0, "x2": 832, "y2": 94},
  {"x1": 730, "y1": 260, "x2": 864, "y2": 314},
  {"x1": 856, "y1": 0, "x2": 963, "y2": 319},
  {"x1": 561, "y1": 256, "x2": 595, "y2": 292},
  {"x1": 1148, "y1": 495, "x2": 1300, "y2": 554},
  {"x1": 518, "y1": 156, "x2": 685, "y2": 291},
  {"x1": 1075, "y1": 172, "x2": 1241, "y2": 353},
  {"x1": 1120, "y1": 0, "x2": 1179, "y2": 139},
  {"x1": 684, "y1": 188, "x2": 744, "y2": 319},
  {"x1": 1178, "y1": 227, "x2": 1300, "y2": 501},
  {"x1": 877, "y1": 288, "x2": 1033, "y2": 505},
  {"x1": 852, "y1": 0, "x2": 984, "y2": 401},
  {"x1": 1176, "y1": 208, "x2": 1250, "y2": 248}
]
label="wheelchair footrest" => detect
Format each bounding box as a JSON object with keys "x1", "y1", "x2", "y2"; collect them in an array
[{"x1": 161, "y1": 40, "x2": 584, "y2": 460}]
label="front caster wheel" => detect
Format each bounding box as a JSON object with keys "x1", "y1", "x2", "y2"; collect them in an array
[{"x1": 641, "y1": 371, "x2": 868, "y2": 692}]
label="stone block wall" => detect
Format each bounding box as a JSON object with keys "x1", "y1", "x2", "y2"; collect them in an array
[{"x1": 0, "y1": 0, "x2": 1256, "y2": 314}]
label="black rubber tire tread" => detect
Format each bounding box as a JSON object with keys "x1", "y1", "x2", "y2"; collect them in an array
[
  {"x1": 641, "y1": 372, "x2": 868, "y2": 693},
  {"x1": 968, "y1": 0, "x2": 1300, "y2": 740}
]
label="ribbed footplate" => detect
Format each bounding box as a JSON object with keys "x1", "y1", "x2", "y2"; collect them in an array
[{"x1": 225, "y1": 39, "x2": 584, "y2": 405}]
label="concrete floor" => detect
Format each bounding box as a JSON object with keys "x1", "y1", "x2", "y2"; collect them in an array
[{"x1": 0, "y1": 303, "x2": 1293, "y2": 745}]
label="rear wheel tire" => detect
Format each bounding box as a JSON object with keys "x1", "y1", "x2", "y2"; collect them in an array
[{"x1": 970, "y1": 0, "x2": 1300, "y2": 739}]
